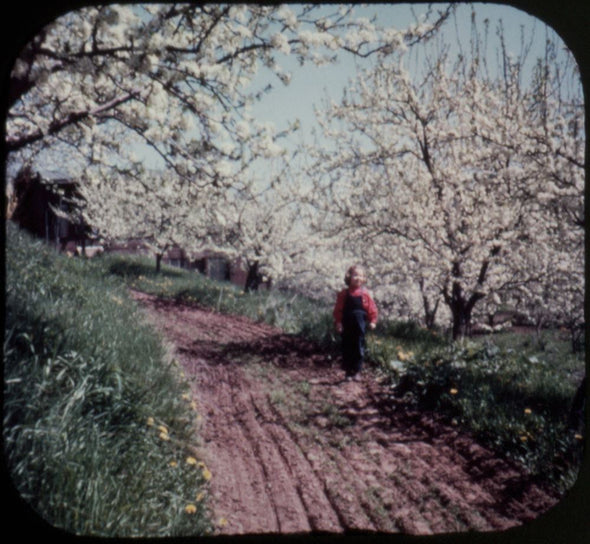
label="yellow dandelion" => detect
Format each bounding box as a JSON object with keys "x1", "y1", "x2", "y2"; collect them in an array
[
  {"x1": 218, "y1": 517, "x2": 228, "y2": 527},
  {"x1": 520, "y1": 435, "x2": 528, "y2": 442},
  {"x1": 159, "y1": 431, "x2": 170, "y2": 441},
  {"x1": 185, "y1": 504, "x2": 197, "y2": 515},
  {"x1": 146, "y1": 417, "x2": 155, "y2": 427},
  {"x1": 450, "y1": 388, "x2": 458, "y2": 395},
  {"x1": 186, "y1": 456, "x2": 198, "y2": 466},
  {"x1": 191, "y1": 401, "x2": 198, "y2": 411},
  {"x1": 202, "y1": 467, "x2": 212, "y2": 481},
  {"x1": 196, "y1": 491, "x2": 205, "y2": 502},
  {"x1": 182, "y1": 393, "x2": 191, "y2": 401},
  {"x1": 158, "y1": 425, "x2": 169, "y2": 435},
  {"x1": 169, "y1": 460, "x2": 178, "y2": 468},
  {"x1": 524, "y1": 408, "x2": 532, "y2": 415}
]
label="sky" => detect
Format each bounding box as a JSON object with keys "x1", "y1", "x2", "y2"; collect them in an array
[{"x1": 247, "y1": 2, "x2": 567, "y2": 156}]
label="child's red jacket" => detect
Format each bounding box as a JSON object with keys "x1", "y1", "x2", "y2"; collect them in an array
[{"x1": 333, "y1": 287, "x2": 378, "y2": 326}]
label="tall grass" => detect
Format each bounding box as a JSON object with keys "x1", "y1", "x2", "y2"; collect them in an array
[
  {"x1": 104, "y1": 253, "x2": 585, "y2": 492},
  {"x1": 4, "y1": 223, "x2": 212, "y2": 537}
]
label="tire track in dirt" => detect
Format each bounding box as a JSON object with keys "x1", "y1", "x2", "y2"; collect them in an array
[
  {"x1": 131, "y1": 290, "x2": 561, "y2": 536},
  {"x1": 248, "y1": 393, "x2": 344, "y2": 532}
]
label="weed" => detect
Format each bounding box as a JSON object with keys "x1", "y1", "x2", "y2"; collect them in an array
[
  {"x1": 319, "y1": 402, "x2": 354, "y2": 429},
  {"x1": 269, "y1": 388, "x2": 287, "y2": 406}
]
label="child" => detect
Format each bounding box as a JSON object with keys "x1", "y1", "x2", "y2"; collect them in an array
[{"x1": 333, "y1": 265, "x2": 378, "y2": 381}]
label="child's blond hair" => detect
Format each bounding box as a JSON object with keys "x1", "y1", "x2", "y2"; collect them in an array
[{"x1": 344, "y1": 264, "x2": 366, "y2": 286}]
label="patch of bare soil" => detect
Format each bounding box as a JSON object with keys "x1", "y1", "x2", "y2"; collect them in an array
[{"x1": 131, "y1": 290, "x2": 561, "y2": 536}]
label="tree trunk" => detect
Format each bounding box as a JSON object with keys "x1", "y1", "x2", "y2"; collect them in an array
[
  {"x1": 570, "y1": 321, "x2": 585, "y2": 354},
  {"x1": 420, "y1": 281, "x2": 440, "y2": 329},
  {"x1": 244, "y1": 260, "x2": 262, "y2": 292},
  {"x1": 156, "y1": 253, "x2": 163, "y2": 273},
  {"x1": 450, "y1": 303, "x2": 471, "y2": 340},
  {"x1": 444, "y1": 262, "x2": 485, "y2": 340},
  {"x1": 423, "y1": 294, "x2": 440, "y2": 330}
]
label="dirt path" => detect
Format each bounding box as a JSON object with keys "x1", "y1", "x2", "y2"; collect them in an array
[{"x1": 131, "y1": 291, "x2": 560, "y2": 535}]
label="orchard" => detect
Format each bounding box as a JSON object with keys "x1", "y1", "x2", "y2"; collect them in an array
[{"x1": 5, "y1": 3, "x2": 584, "y2": 343}]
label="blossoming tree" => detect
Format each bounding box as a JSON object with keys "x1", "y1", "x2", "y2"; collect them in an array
[
  {"x1": 6, "y1": 3, "x2": 453, "y2": 278},
  {"x1": 497, "y1": 34, "x2": 585, "y2": 348},
  {"x1": 306, "y1": 12, "x2": 584, "y2": 339}
]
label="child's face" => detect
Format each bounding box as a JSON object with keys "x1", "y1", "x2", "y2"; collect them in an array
[{"x1": 349, "y1": 268, "x2": 365, "y2": 288}]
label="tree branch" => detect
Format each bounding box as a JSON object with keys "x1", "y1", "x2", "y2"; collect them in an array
[{"x1": 6, "y1": 88, "x2": 142, "y2": 153}]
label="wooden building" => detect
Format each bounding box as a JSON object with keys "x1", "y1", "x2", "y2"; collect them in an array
[{"x1": 7, "y1": 169, "x2": 91, "y2": 251}]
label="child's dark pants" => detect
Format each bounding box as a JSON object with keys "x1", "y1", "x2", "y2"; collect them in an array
[{"x1": 341, "y1": 293, "x2": 367, "y2": 377}]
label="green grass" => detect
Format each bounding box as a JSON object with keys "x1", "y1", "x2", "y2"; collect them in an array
[{"x1": 4, "y1": 223, "x2": 212, "y2": 537}]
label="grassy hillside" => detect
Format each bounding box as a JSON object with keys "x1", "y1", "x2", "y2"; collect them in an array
[{"x1": 4, "y1": 223, "x2": 212, "y2": 537}]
